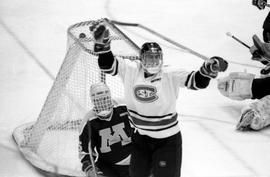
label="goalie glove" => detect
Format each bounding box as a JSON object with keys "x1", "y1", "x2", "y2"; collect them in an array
[
  {"x1": 237, "y1": 95, "x2": 270, "y2": 131},
  {"x1": 250, "y1": 35, "x2": 270, "y2": 75},
  {"x1": 82, "y1": 161, "x2": 105, "y2": 177},
  {"x1": 252, "y1": 0, "x2": 267, "y2": 10},
  {"x1": 89, "y1": 21, "x2": 111, "y2": 54},
  {"x1": 199, "y1": 56, "x2": 228, "y2": 79},
  {"x1": 250, "y1": 34, "x2": 270, "y2": 65},
  {"x1": 217, "y1": 72, "x2": 255, "y2": 100}
]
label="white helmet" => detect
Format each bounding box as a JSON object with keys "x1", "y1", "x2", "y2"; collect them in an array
[
  {"x1": 90, "y1": 83, "x2": 113, "y2": 120},
  {"x1": 140, "y1": 42, "x2": 163, "y2": 74}
]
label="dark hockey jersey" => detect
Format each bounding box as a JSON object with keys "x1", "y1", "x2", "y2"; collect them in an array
[
  {"x1": 263, "y1": 11, "x2": 270, "y2": 30},
  {"x1": 79, "y1": 103, "x2": 133, "y2": 167},
  {"x1": 252, "y1": 76, "x2": 270, "y2": 99}
]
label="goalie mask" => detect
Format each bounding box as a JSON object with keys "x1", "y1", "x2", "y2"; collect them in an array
[
  {"x1": 90, "y1": 83, "x2": 113, "y2": 120},
  {"x1": 140, "y1": 42, "x2": 163, "y2": 74}
]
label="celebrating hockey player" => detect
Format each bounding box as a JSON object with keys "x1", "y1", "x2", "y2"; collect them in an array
[
  {"x1": 90, "y1": 21, "x2": 228, "y2": 177},
  {"x1": 218, "y1": 35, "x2": 270, "y2": 131},
  {"x1": 79, "y1": 83, "x2": 134, "y2": 177}
]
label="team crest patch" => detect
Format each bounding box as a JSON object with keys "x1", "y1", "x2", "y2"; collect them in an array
[{"x1": 134, "y1": 85, "x2": 158, "y2": 102}]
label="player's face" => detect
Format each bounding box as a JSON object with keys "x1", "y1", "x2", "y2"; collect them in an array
[
  {"x1": 142, "y1": 52, "x2": 163, "y2": 74},
  {"x1": 92, "y1": 94, "x2": 113, "y2": 120}
]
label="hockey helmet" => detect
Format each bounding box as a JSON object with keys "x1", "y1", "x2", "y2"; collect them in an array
[
  {"x1": 140, "y1": 42, "x2": 163, "y2": 74},
  {"x1": 90, "y1": 83, "x2": 113, "y2": 120}
]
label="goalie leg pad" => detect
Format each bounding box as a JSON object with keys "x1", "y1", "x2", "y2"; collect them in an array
[
  {"x1": 250, "y1": 95, "x2": 270, "y2": 130},
  {"x1": 237, "y1": 95, "x2": 270, "y2": 131},
  {"x1": 236, "y1": 108, "x2": 259, "y2": 131}
]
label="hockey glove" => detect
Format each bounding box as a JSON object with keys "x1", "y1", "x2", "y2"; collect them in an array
[
  {"x1": 89, "y1": 21, "x2": 111, "y2": 54},
  {"x1": 252, "y1": 0, "x2": 267, "y2": 10},
  {"x1": 82, "y1": 161, "x2": 105, "y2": 177},
  {"x1": 250, "y1": 34, "x2": 270, "y2": 65},
  {"x1": 199, "y1": 56, "x2": 228, "y2": 79},
  {"x1": 217, "y1": 72, "x2": 255, "y2": 100}
]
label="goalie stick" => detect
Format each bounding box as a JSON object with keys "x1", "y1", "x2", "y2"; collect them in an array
[
  {"x1": 226, "y1": 32, "x2": 270, "y2": 74},
  {"x1": 226, "y1": 32, "x2": 265, "y2": 69},
  {"x1": 226, "y1": 32, "x2": 251, "y2": 49}
]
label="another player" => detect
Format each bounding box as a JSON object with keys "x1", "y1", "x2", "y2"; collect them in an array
[
  {"x1": 79, "y1": 83, "x2": 134, "y2": 177},
  {"x1": 218, "y1": 35, "x2": 270, "y2": 131},
  {"x1": 252, "y1": 0, "x2": 270, "y2": 42},
  {"x1": 90, "y1": 22, "x2": 228, "y2": 177}
]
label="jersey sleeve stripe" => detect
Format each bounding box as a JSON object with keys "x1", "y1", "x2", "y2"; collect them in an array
[{"x1": 185, "y1": 71, "x2": 199, "y2": 90}]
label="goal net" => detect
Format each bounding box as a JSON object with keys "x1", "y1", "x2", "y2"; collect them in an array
[{"x1": 13, "y1": 18, "x2": 140, "y2": 177}]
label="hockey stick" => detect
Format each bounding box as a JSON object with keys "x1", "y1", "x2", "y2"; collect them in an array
[
  {"x1": 226, "y1": 32, "x2": 251, "y2": 49},
  {"x1": 226, "y1": 32, "x2": 267, "y2": 69},
  {"x1": 87, "y1": 123, "x2": 98, "y2": 177},
  {"x1": 104, "y1": 18, "x2": 141, "y2": 53},
  {"x1": 109, "y1": 19, "x2": 210, "y2": 61}
]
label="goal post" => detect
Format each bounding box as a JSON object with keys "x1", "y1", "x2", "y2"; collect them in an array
[{"x1": 13, "y1": 18, "x2": 140, "y2": 177}]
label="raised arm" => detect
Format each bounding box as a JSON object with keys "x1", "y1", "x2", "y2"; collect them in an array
[{"x1": 90, "y1": 22, "x2": 117, "y2": 75}]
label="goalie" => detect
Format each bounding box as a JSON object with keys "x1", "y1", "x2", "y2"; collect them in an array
[
  {"x1": 79, "y1": 83, "x2": 134, "y2": 177},
  {"x1": 218, "y1": 35, "x2": 270, "y2": 131},
  {"x1": 90, "y1": 21, "x2": 228, "y2": 177}
]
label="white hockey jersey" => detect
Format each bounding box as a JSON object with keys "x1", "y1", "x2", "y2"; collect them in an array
[{"x1": 103, "y1": 57, "x2": 191, "y2": 138}]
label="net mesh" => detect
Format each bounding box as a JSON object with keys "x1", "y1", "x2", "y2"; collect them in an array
[{"x1": 13, "y1": 18, "x2": 140, "y2": 176}]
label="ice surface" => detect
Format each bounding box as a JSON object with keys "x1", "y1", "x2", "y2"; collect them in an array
[{"x1": 0, "y1": 0, "x2": 269, "y2": 176}]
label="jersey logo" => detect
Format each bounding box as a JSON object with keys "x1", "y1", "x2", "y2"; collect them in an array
[
  {"x1": 99, "y1": 123, "x2": 131, "y2": 153},
  {"x1": 134, "y1": 85, "x2": 158, "y2": 103}
]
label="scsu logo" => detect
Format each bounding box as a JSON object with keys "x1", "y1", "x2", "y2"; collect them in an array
[{"x1": 134, "y1": 85, "x2": 158, "y2": 102}]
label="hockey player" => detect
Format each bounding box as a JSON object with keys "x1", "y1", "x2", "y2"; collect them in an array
[
  {"x1": 218, "y1": 35, "x2": 270, "y2": 131},
  {"x1": 79, "y1": 83, "x2": 134, "y2": 177},
  {"x1": 90, "y1": 22, "x2": 228, "y2": 177},
  {"x1": 252, "y1": 0, "x2": 270, "y2": 42}
]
